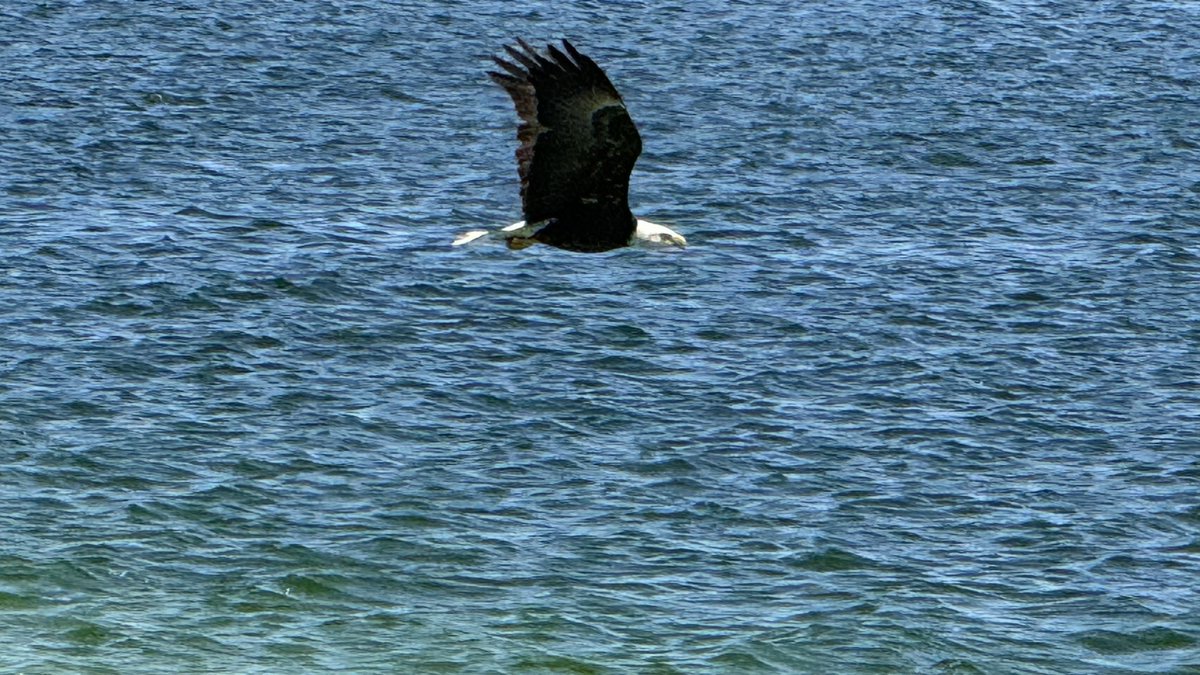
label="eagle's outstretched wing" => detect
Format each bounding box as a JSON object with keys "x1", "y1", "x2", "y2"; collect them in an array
[{"x1": 488, "y1": 39, "x2": 642, "y2": 227}]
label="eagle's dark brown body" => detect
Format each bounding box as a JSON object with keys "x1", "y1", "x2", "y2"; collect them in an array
[{"x1": 488, "y1": 39, "x2": 643, "y2": 253}]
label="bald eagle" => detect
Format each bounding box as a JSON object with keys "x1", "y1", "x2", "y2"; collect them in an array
[{"x1": 453, "y1": 39, "x2": 686, "y2": 253}]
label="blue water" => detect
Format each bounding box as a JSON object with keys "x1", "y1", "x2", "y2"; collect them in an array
[{"x1": 3, "y1": 1, "x2": 1200, "y2": 672}]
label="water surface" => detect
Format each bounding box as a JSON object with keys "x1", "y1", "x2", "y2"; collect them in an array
[{"x1": 2, "y1": 0, "x2": 1199, "y2": 672}]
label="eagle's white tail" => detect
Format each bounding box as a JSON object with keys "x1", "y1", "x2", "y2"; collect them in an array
[
  {"x1": 452, "y1": 221, "x2": 535, "y2": 247},
  {"x1": 452, "y1": 230, "x2": 489, "y2": 246}
]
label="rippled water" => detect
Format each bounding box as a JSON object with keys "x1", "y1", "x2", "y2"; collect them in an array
[{"x1": 3, "y1": 0, "x2": 1200, "y2": 672}]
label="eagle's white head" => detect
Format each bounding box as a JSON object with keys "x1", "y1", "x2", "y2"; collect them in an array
[{"x1": 632, "y1": 219, "x2": 687, "y2": 248}]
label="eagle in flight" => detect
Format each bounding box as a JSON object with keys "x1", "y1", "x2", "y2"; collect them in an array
[{"x1": 453, "y1": 39, "x2": 686, "y2": 253}]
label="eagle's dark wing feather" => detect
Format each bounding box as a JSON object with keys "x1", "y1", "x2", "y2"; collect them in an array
[{"x1": 488, "y1": 39, "x2": 642, "y2": 228}]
